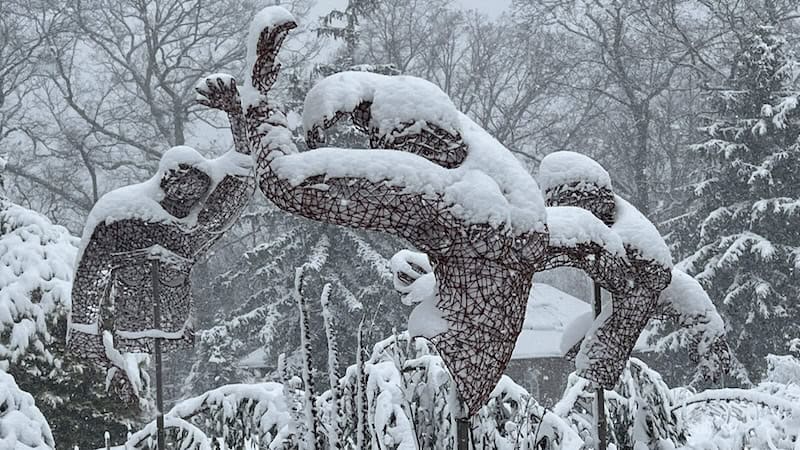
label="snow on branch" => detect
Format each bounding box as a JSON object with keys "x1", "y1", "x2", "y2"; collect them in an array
[
  {"x1": 128, "y1": 383, "x2": 295, "y2": 449},
  {"x1": 0, "y1": 370, "x2": 55, "y2": 450},
  {"x1": 674, "y1": 388, "x2": 800, "y2": 418},
  {"x1": 125, "y1": 416, "x2": 211, "y2": 450},
  {"x1": 0, "y1": 200, "x2": 77, "y2": 368}
]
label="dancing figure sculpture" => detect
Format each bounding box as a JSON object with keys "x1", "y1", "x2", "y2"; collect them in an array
[
  {"x1": 236, "y1": 10, "x2": 547, "y2": 415},
  {"x1": 67, "y1": 72, "x2": 256, "y2": 402}
]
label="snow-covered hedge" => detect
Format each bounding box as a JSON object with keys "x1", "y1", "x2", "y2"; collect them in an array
[
  {"x1": 127, "y1": 332, "x2": 583, "y2": 449},
  {"x1": 677, "y1": 354, "x2": 800, "y2": 449}
]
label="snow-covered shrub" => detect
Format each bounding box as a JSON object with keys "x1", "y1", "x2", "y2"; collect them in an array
[
  {"x1": 329, "y1": 332, "x2": 583, "y2": 449},
  {"x1": 554, "y1": 357, "x2": 685, "y2": 449},
  {"x1": 126, "y1": 382, "x2": 298, "y2": 449},
  {"x1": 0, "y1": 370, "x2": 54, "y2": 449},
  {"x1": 677, "y1": 354, "x2": 800, "y2": 449},
  {"x1": 0, "y1": 199, "x2": 77, "y2": 369},
  {"x1": 0, "y1": 199, "x2": 137, "y2": 448},
  {"x1": 130, "y1": 330, "x2": 584, "y2": 449}
]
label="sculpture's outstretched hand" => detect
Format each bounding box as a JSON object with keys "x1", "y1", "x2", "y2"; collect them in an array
[{"x1": 195, "y1": 75, "x2": 242, "y2": 115}]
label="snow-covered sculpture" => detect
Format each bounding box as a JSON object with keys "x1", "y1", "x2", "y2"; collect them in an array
[
  {"x1": 232, "y1": 8, "x2": 729, "y2": 414},
  {"x1": 390, "y1": 151, "x2": 732, "y2": 392},
  {"x1": 237, "y1": 9, "x2": 547, "y2": 415},
  {"x1": 539, "y1": 151, "x2": 674, "y2": 387},
  {"x1": 538, "y1": 151, "x2": 730, "y2": 387},
  {"x1": 67, "y1": 72, "x2": 254, "y2": 402}
]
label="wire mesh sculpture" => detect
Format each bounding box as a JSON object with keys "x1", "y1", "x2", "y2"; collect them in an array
[
  {"x1": 227, "y1": 9, "x2": 730, "y2": 416},
  {"x1": 538, "y1": 151, "x2": 730, "y2": 388},
  {"x1": 239, "y1": 11, "x2": 549, "y2": 415},
  {"x1": 67, "y1": 74, "x2": 254, "y2": 403}
]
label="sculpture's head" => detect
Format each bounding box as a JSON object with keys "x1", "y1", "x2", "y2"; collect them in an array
[
  {"x1": 539, "y1": 151, "x2": 616, "y2": 225},
  {"x1": 157, "y1": 146, "x2": 211, "y2": 218}
]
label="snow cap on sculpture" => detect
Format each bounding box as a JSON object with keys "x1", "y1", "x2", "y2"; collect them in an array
[
  {"x1": 545, "y1": 206, "x2": 625, "y2": 256},
  {"x1": 242, "y1": 6, "x2": 296, "y2": 107},
  {"x1": 612, "y1": 195, "x2": 672, "y2": 269},
  {"x1": 539, "y1": 150, "x2": 612, "y2": 192},
  {"x1": 303, "y1": 71, "x2": 462, "y2": 138},
  {"x1": 539, "y1": 151, "x2": 616, "y2": 225}
]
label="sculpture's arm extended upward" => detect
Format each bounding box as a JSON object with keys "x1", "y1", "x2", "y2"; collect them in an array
[
  {"x1": 245, "y1": 17, "x2": 464, "y2": 253},
  {"x1": 192, "y1": 75, "x2": 257, "y2": 238}
]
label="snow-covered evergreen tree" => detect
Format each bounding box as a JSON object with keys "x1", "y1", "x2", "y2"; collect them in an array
[
  {"x1": 0, "y1": 370, "x2": 54, "y2": 449},
  {"x1": 679, "y1": 25, "x2": 800, "y2": 377},
  {"x1": 184, "y1": 210, "x2": 405, "y2": 395},
  {"x1": 0, "y1": 199, "x2": 138, "y2": 447}
]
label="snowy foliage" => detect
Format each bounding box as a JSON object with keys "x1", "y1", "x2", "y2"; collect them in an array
[
  {"x1": 0, "y1": 199, "x2": 77, "y2": 368},
  {"x1": 132, "y1": 331, "x2": 584, "y2": 449},
  {"x1": 555, "y1": 358, "x2": 686, "y2": 449},
  {"x1": 680, "y1": 25, "x2": 800, "y2": 375},
  {"x1": 0, "y1": 370, "x2": 55, "y2": 449},
  {"x1": 185, "y1": 208, "x2": 403, "y2": 396},
  {"x1": 126, "y1": 383, "x2": 294, "y2": 449},
  {"x1": 677, "y1": 354, "x2": 800, "y2": 449}
]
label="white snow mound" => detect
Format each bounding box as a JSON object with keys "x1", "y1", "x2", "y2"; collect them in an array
[{"x1": 538, "y1": 151, "x2": 612, "y2": 191}]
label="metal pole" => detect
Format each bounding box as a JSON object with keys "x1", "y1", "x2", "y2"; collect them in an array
[
  {"x1": 152, "y1": 259, "x2": 165, "y2": 450},
  {"x1": 456, "y1": 417, "x2": 470, "y2": 450},
  {"x1": 593, "y1": 281, "x2": 607, "y2": 450}
]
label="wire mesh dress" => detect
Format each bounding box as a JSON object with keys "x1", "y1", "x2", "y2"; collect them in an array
[{"x1": 68, "y1": 79, "x2": 252, "y2": 403}]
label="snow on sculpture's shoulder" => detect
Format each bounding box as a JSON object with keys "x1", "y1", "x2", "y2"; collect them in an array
[
  {"x1": 545, "y1": 206, "x2": 625, "y2": 256},
  {"x1": 303, "y1": 71, "x2": 461, "y2": 136},
  {"x1": 0, "y1": 370, "x2": 55, "y2": 449},
  {"x1": 612, "y1": 195, "x2": 672, "y2": 268},
  {"x1": 80, "y1": 147, "x2": 250, "y2": 246},
  {"x1": 79, "y1": 147, "x2": 204, "y2": 248},
  {"x1": 538, "y1": 151, "x2": 612, "y2": 192}
]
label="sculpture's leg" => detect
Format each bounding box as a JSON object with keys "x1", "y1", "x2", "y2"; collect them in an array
[{"x1": 576, "y1": 290, "x2": 657, "y2": 388}]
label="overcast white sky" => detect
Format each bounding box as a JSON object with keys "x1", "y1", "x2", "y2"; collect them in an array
[
  {"x1": 458, "y1": 0, "x2": 511, "y2": 17},
  {"x1": 309, "y1": 0, "x2": 512, "y2": 22}
]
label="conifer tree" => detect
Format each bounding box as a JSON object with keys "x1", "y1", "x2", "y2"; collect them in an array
[{"x1": 680, "y1": 25, "x2": 800, "y2": 376}]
